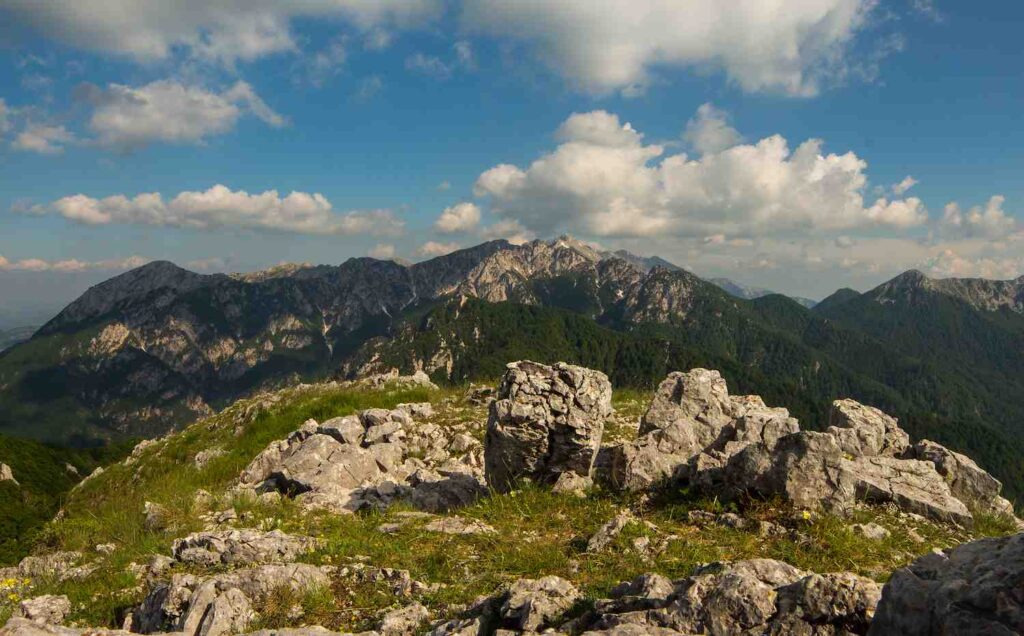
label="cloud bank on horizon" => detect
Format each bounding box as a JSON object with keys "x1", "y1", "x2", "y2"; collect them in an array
[{"x1": 0, "y1": 0, "x2": 1021, "y2": 308}]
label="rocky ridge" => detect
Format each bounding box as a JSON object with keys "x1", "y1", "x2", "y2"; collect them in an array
[{"x1": 1, "y1": 362, "x2": 1021, "y2": 635}]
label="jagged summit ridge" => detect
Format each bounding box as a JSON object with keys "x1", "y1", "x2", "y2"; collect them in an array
[{"x1": 867, "y1": 268, "x2": 1024, "y2": 313}]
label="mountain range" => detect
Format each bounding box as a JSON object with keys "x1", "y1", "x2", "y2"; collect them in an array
[{"x1": 2, "y1": 237, "x2": 1024, "y2": 499}]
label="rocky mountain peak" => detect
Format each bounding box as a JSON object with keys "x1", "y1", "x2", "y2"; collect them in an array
[{"x1": 869, "y1": 268, "x2": 1024, "y2": 314}]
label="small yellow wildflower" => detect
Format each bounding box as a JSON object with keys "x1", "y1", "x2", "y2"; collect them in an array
[
  {"x1": 801, "y1": 510, "x2": 812, "y2": 520},
  {"x1": 8, "y1": 592, "x2": 19, "y2": 602}
]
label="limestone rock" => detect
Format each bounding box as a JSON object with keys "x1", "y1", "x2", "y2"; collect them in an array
[
  {"x1": 132, "y1": 563, "x2": 328, "y2": 635},
  {"x1": 485, "y1": 361, "x2": 612, "y2": 493},
  {"x1": 851, "y1": 522, "x2": 891, "y2": 540},
  {"x1": 143, "y1": 501, "x2": 169, "y2": 532},
  {"x1": 841, "y1": 455, "x2": 973, "y2": 526},
  {"x1": 0, "y1": 462, "x2": 18, "y2": 485},
  {"x1": 827, "y1": 399, "x2": 910, "y2": 457},
  {"x1": 581, "y1": 560, "x2": 878, "y2": 635},
  {"x1": 499, "y1": 576, "x2": 581, "y2": 632},
  {"x1": 172, "y1": 529, "x2": 317, "y2": 566},
  {"x1": 379, "y1": 603, "x2": 429, "y2": 636},
  {"x1": 870, "y1": 531, "x2": 1024, "y2": 635},
  {"x1": 911, "y1": 439, "x2": 1016, "y2": 517},
  {"x1": 587, "y1": 511, "x2": 635, "y2": 552},
  {"x1": 15, "y1": 595, "x2": 71, "y2": 626}
]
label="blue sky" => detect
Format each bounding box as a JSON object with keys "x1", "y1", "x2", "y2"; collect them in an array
[{"x1": 1, "y1": 0, "x2": 1022, "y2": 325}]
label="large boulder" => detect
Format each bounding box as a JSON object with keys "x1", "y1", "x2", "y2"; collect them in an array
[
  {"x1": 15, "y1": 595, "x2": 71, "y2": 626},
  {"x1": 485, "y1": 361, "x2": 612, "y2": 493},
  {"x1": 693, "y1": 431, "x2": 855, "y2": 512},
  {"x1": 606, "y1": 369, "x2": 798, "y2": 491},
  {"x1": 910, "y1": 439, "x2": 1016, "y2": 517},
  {"x1": 870, "y1": 531, "x2": 1024, "y2": 635},
  {"x1": 827, "y1": 399, "x2": 910, "y2": 458}
]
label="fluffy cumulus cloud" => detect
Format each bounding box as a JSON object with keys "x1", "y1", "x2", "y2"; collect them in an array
[
  {"x1": 684, "y1": 103, "x2": 743, "y2": 156},
  {"x1": 434, "y1": 202, "x2": 481, "y2": 233},
  {"x1": 473, "y1": 109, "x2": 927, "y2": 239},
  {"x1": 1, "y1": 0, "x2": 442, "y2": 66},
  {"x1": 461, "y1": 0, "x2": 877, "y2": 96},
  {"x1": 416, "y1": 241, "x2": 461, "y2": 257},
  {"x1": 45, "y1": 184, "x2": 404, "y2": 235},
  {"x1": 11, "y1": 123, "x2": 75, "y2": 154},
  {"x1": 368, "y1": 243, "x2": 396, "y2": 259},
  {"x1": 0, "y1": 253, "x2": 149, "y2": 273},
  {"x1": 940, "y1": 195, "x2": 1018, "y2": 239},
  {"x1": 78, "y1": 80, "x2": 285, "y2": 149}
]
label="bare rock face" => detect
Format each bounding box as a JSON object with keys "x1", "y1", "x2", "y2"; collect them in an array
[
  {"x1": 613, "y1": 368, "x2": 1015, "y2": 527},
  {"x1": 606, "y1": 369, "x2": 798, "y2": 491},
  {"x1": 130, "y1": 564, "x2": 327, "y2": 635},
  {"x1": 840, "y1": 455, "x2": 973, "y2": 525},
  {"x1": 870, "y1": 531, "x2": 1024, "y2": 635},
  {"x1": 910, "y1": 439, "x2": 1016, "y2": 517},
  {"x1": 378, "y1": 602, "x2": 429, "y2": 636},
  {"x1": 239, "y1": 403, "x2": 483, "y2": 514},
  {"x1": 15, "y1": 595, "x2": 71, "y2": 626},
  {"x1": 585, "y1": 560, "x2": 879, "y2": 635},
  {"x1": 827, "y1": 399, "x2": 910, "y2": 458},
  {"x1": 0, "y1": 462, "x2": 18, "y2": 485},
  {"x1": 172, "y1": 529, "x2": 318, "y2": 566},
  {"x1": 484, "y1": 361, "x2": 612, "y2": 493}
]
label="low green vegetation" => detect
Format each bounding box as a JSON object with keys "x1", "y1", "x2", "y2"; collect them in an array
[{"x1": 3, "y1": 382, "x2": 1015, "y2": 630}]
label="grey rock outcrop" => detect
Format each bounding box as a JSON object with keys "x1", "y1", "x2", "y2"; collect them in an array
[
  {"x1": 484, "y1": 361, "x2": 612, "y2": 493},
  {"x1": 605, "y1": 369, "x2": 798, "y2": 491},
  {"x1": 15, "y1": 596, "x2": 71, "y2": 626},
  {"x1": 130, "y1": 563, "x2": 327, "y2": 635},
  {"x1": 607, "y1": 368, "x2": 1014, "y2": 526},
  {"x1": 239, "y1": 403, "x2": 483, "y2": 514},
  {"x1": 171, "y1": 529, "x2": 318, "y2": 566},
  {"x1": 0, "y1": 463, "x2": 18, "y2": 485},
  {"x1": 910, "y1": 439, "x2": 1016, "y2": 517},
  {"x1": 870, "y1": 531, "x2": 1024, "y2": 635},
  {"x1": 827, "y1": 399, "x2": 910, "y2": 457},
  {"x1": 582, "y1": 560, "x2": 879, "y2": 635},
  {"x1": 378, "y1": 603, "x2": 429, "y2": 636}
]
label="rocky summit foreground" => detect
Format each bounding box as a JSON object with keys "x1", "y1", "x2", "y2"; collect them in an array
[{"x1": 1, "y1": 362, "x2": 1021, "y2": 635}]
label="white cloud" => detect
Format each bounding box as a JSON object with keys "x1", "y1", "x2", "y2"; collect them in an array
[
  {"x1": 473, "y1": 108, "x2": 927, "y2": 239},
  {"x1": 47, "y1": 184, "x2": 405, "y2": 235},
  {"x1": 405, "y1": 52, "x2": 453, "y2": 78},
  {"x1": 684, "y1": 103, "x2": 743, "y2": 155},
  {"x1": 911, "y1": 0, "x2": 945, "y2": 23},
  {"x1": 892, "y1": 175, "x2": 918, "y2": 195},
  {"x1": 921, "y1": 249, "x2": 1024, "y2": 280},
  {"x1": 940, "y1": 195, "x2": 1018, "y2": 239},
  {"x1": 369, "y1": 243, "x2": 396, "y2": 259},
  {"x1": 405, "y1": 41, "x2": 476, "y2": 79},
  {"x1": 434, "y1": 202, "x2": 481, "y2": 233},
  {"x1": 0, "y1": 253, "x2": 149, "y2": 273},
  {"x1": 1, "y1": 0, "x2": 442, "y2": 66},
  {"x1": 12, "y1": 123, "x2": 75, "y2": 154},
  {"x1": 436, "y1": 180, "x2": 452, "y2": 191},
  {"x1": 461, "y1": 0, "x2": 879, "y2": 96},
  {"x1": 304, "y1": 37, "x2": 348, "y2": 87},
  {"x1": 416, "y1": 241, "x2": 460, "y2": 257},
  {"x1": 80, "y1": 79, "x2": 285, "y2": 149},
  {"x1": 479, "y1": 219, "x2": 534, "y2": 245}
]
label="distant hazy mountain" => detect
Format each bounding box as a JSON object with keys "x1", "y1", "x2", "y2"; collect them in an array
[
  {"x1": 0, "y1": 327, "x2": 35, "y2": 353},
  {"x1": 709, "y1": 277, "x2": 817, "y2": 308}
]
